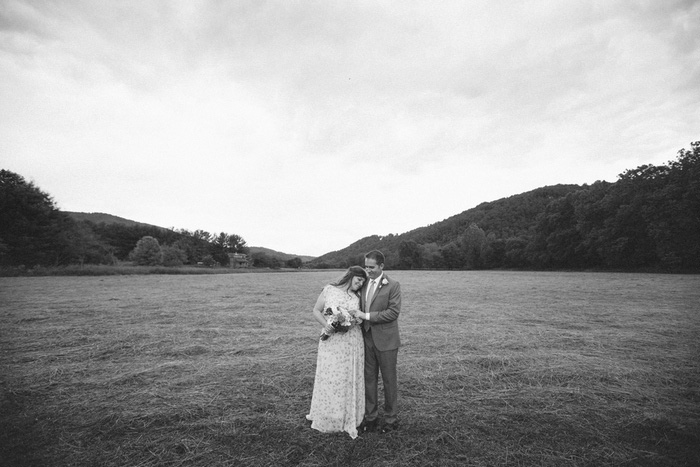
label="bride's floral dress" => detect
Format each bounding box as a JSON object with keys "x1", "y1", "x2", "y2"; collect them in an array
[{"x1": 306, "y1": 285, "x2": 365, "y2": 439}]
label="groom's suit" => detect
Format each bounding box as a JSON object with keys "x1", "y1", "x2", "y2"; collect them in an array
[{"x1": 360, "y1": 274, "x2": 401, "y2": 424}]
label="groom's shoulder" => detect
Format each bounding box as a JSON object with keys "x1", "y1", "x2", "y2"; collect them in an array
[
  {"x1": 386, "y1": 275, "x2": 400, "y2": 286},
  {"x1": 387, "y1": 276, "x2": 401, "y2": 297}
]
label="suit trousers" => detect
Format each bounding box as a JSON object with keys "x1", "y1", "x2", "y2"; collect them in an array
[{"x1": 363, "y1": 329, "x2": 398, "y2": 424}]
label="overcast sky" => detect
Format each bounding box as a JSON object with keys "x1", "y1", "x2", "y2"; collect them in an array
[{"x1": 1, "y1": 1, "x2": 698, "y2": 257}]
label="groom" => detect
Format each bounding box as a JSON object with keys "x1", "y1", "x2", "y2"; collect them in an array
[{"x1": 356, "y1": 250, "x2": 401, "y2": 434}]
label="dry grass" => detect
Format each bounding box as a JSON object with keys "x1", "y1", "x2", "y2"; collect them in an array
[{"x1": 1, "y1": 271, "x2": 699, "y2": 466}]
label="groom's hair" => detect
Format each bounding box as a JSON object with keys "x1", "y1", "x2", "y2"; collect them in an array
[{"x1": 365, "y1": 250, "x2": 385, "y2": 265}]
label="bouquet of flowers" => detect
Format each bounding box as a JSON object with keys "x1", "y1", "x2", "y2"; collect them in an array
[{"x1": 320, "y1": 306, "x2": 358, "y2": 341}]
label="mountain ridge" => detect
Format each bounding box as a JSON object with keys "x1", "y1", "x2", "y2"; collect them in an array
[
  {"x1": 309, "y1": 184, "x2": 583, "y2": 268},
  {"x1": 65, "y1": 211, "x2": 315, "y2": 261},
  {"x1": 65, "y1": 211, "x2": 164, "y2": 230}
]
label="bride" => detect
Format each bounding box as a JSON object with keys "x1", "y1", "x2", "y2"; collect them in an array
[{"x1": 306, "y1": 266, "x2": 367, "y2": 439}]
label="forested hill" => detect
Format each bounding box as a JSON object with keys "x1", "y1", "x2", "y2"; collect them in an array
[
  {"x1": 65, "y1": 212, "x2": 163, "y2": 229},
  {"x1": 0, "y1": 170, "x2": 307, "y2": 269},
  {"x1": 247, "y1": 246, "x2": 315, "y2": 263},
  {"x1": 310, "y1": 142, "x2": 700, "y2": 272},
  {"x1": 310, "y1": 184, "x2": 581, "y2": 269},
  {"x1": 2, "y1": 142, "x2": 698, "y2": 272}
]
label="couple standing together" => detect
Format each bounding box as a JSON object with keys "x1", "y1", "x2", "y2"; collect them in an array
[{"x1": 306, "y1": 250, "x2": 401, "y2": 439}]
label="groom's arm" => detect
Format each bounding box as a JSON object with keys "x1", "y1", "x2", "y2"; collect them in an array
[{"x1": 368, "y1": 282, "x2": 401, "y2": 324}]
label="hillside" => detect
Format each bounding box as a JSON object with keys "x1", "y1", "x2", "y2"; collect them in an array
[
  {"x1": 309, "y1": 139, "x2": 700, "y2": 272},
  {"x1": 310, "y1": 184, "x2": 581, "y2": 268},
  {"x1": 3, "y1": 141, "x2": 698, "y2": 272},
  {"x1": 65, "y1": 212, "x2": 165, "y2": 230},
  {"x1": 247, "y1": 246, "x2": 315, "y2": 263},
  {"x1": 66, "y1": 212, "x2": 313, "y2": 262}
]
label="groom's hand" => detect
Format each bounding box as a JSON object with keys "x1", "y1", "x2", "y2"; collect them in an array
[{"x1": 349, "y1": 309, "x2": 364, "y2": 321}]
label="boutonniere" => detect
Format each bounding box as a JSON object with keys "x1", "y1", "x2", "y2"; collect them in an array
[{"x1": 381, "y1": 278, "x2": 389, "y2": 286}]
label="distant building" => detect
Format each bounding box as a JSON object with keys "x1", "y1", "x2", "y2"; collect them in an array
[{"x1": 228, "y1": 253, "x2": 249, "y2": 268}]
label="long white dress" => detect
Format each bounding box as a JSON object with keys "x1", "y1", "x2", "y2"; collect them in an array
[{"x1": 306, "y1": 285, "x2": 365, "y2": 439}]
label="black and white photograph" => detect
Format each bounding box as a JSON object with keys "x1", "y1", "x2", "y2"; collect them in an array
[{"x1": 1, "y1": 1, "x2": 698, "y2": 466}]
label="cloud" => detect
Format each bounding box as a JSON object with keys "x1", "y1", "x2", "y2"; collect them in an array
[{"x1": 1, "y1": 0, "x2": 698, "y2": 256}]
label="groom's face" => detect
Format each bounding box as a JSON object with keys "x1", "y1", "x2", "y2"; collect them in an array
[{"x1": 364, "y1": 258, "x2": 383, "y2": 280}]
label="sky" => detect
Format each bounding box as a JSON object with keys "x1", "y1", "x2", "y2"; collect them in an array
[{"x1": 1, "y1": 1, "x2": 699, "y2": 257}]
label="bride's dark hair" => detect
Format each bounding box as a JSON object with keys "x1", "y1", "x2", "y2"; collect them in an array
[{"x1": 331, "y1": 265, "x2": 368, "y2": 294}]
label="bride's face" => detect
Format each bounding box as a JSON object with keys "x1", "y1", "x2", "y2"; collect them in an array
[{"x1": 350, "y1": 276, "x2": 365, "y2": 291}]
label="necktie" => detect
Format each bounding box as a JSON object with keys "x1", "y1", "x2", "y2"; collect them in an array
[{"x1": 366, "y1": 280, "x2": 376, "y2": 311}]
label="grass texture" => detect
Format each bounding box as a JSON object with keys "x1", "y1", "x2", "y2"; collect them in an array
[{"x1": 1, "y1": 271, "x2": 699, "y2": 466}]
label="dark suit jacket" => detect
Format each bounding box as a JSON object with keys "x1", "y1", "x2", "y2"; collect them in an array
[{"x1": 361, "y1": 274, "x2": 401, "y2": 351}]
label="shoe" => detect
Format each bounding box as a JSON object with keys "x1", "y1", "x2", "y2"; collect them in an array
[
  {"x1": 380, "y1": 421, "x2": 399, "y2": 434},
  {"x1": 358, "y1": 419, "x2": 378, "y2": 433}
]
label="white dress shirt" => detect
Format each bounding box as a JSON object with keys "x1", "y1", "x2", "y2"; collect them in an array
[{"x1": 365, "y1": 273, "x2": 384, "y2": 320}]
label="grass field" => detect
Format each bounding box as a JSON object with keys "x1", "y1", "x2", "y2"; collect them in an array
[{"x1": 1, "y1": 271, "x2": 699, "y2": 466}]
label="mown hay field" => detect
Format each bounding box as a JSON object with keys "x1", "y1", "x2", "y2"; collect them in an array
[{"x1": 1, "y1": 271, "x2": 699, "y2": 466}]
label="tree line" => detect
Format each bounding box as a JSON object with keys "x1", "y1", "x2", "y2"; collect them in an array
[
  {"x1": 3, "y1": 142, "x2": 698, "y2": 272},
  {"x1": 311, "y1": 142, "x2": 700, "y2": 272},
  {"x1": 0, "y1": 169, "x2": 251, "y2": 268}
]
